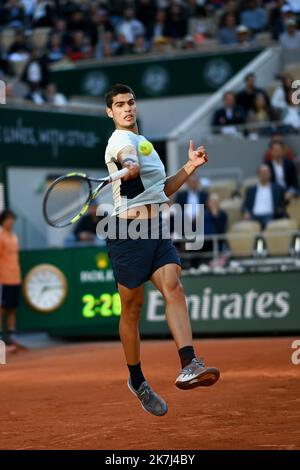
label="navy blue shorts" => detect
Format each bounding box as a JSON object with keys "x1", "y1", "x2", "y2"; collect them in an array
[
  {"x1": 106, "y1": 216, "x2": 181, "y2": 288},
  {"x1": 0, "y1": 284, "x2": 20, "y2": 309}
]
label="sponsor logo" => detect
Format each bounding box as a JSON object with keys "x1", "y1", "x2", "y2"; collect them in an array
[
  {"x1": 147, "y1": 288, "x2": 290, "y2": 321},
  {"x1": 142, "y1": 66, "x2": 169, "y2": 95},
  {"x1": 80, "y1": 252, "x2": 113, "y2": 283},
  {"x1": 82, "y1": 72, "x2": 108, "y2": 96},
  {"x1": 203, "y1": 59, "x2": 232, "y2": 88}
]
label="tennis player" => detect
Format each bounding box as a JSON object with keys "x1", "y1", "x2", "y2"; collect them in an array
[{"x1": 104, "y1": 84, "x2": 220, "y2": 417}]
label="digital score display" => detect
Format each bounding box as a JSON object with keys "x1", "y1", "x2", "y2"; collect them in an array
[{"x1": 82, "y1": 292, "x2": 121, "y2": 318}]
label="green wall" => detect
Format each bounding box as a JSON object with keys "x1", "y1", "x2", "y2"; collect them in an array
[
  {"x1": 18, "y1": 247, "x2": 300, "y2": 337},
  {"x1": 50, "y1": 49, "x2": 262, "y2": 98},
  {"x1": 0, "y1": 108, "x2": 113, "y2": 168}
]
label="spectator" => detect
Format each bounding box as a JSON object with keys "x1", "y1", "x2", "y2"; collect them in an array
[
  {"x1": 264, "y1": 132, "x2": 296, "y2": 162},
  {"x1": 8, "y1": 29, "x2": 30, "y2": 63},
  {"x1": 73, "y1": 204, "x2": 99, "y2": 243},
  {"x1": 3, "y1": 0, "x2": 25, "y2": 29},
  {"x1": 151, "y1": 9, "x2": 167, "y2": 41},
  {"x1": 67, "y1": 30, "x2": 93, "y2": 62},
  {"x1": 46, "y1": 33, "x2": 66, "y2": 63},
  {"x1": 189, "y1": 6, "x2": 214, "y2": 43},
  {"x1": 31, "y1": 0, "x2": 54, "y2": 28},
  {"x1": 246, "y1": 93, "x2": 276, "y2": 137},
  {"x1": 175, "y1": 173, "x2": 208, "y2": 232},
  {"x1": 219, "y1": 0, "x2": 240, "y2": 28},
  {"x1": 203, "y1": 192, "x2": 228, "y2": 255},
  {"x1": 279, "y1": 18, "x2": 300, "y2": 48},
  {"x1": 269, "y1": 0, "x2": 285, "y2": 40},
  {"x1": 237, "y1": 72, "x2": 270, "y2": 116},
  {"x1": 240, "y1": 0, "x2": 268, "y2": 34},
  {"x1": 271, "y1": 73, "x2": 294, "y2": 111},
  {"x1": 89, "y1": 9, "x2": 114, "y2": 48},
  {"x1": 152, "y1": 35, "x2": 171, "y2": 54},
  {"x1": 164, "y1": 3, "x2": 188, "y2": 44},
  {"x1": 67, "y1": 7, "x2": 87, "y2": 33},
  {"x1": 236, "y1": 24, "x2": 252, "y2": 47},
  {"x1": 24, "y1": 84, "x2": 44, "y2": 103},
  {"x1": 135, "y1": 0, "x2": 157, "y2": 41},
  {"x1": 0, "y1": 46, "x2": 9, "y2": 76},
  {"x1": 20, "y1": 0, "x2": 36, "y2": 19},
  {"x1": 95, "y1": 31, "x2": 115, "y2": 59},
  {"x1": 218, "y1": 13, "x2": 238, "y2": 45},
  {"x1": 43, "y1": 83, "x2": 67, "y2": 106},
  {"x1": 243, "y1": 164, "x2": 286, "y2": 228},
  {"x1": 266, "y1": 141, "x2": 299, "y2": 200},
  {"x1": 115, "y1": 33, "x2": 133, "y2": 56},
  {"x1": 182, "y1": 35, "x2": 196, "y2": 50},
  {"x1": 52, "y1": 17, "x2": 71, "y2": 50},
  {"x1": 281, "y1": 89, "x2": 300, "y2": 132},
  {"x1": 21, "y1": 47, "x2": 49, "y2": 88},
  {"x1": 0, "y1": 209, "x2": 24, "y2": 349},
  {"x1": 116, "y1": 7, "x2": 145, "y2": 46},
  {"x1": 133, "y1": 35, "x2": 149, "y2": 54},
  {"x1": 286, "y1": 0, "x2": 300, "y2": 14},
  {"x1": 212, "y1": 91, "x2": 245, "y2": 134}
]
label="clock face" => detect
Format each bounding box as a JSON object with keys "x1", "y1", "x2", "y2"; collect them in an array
[{"x1": 23, "y1": 264, "x2": 67, "y2": 313}]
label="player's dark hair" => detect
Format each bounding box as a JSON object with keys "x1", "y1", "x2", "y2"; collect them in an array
[
  {"x1": 105, "y1": 84, "x2": 135, "y2": 109},
  {"x1": 0, "y1": 209, "x2": 16, "y2": 225}
]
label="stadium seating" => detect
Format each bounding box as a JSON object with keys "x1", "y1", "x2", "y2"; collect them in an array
[
  {"x1": 263, "y1": 218, "x2": 298, "y2": 256},
  {"x1": 227, "y1": 220, "x2": 261, "y2": 257},
  {"x1": 284, "y1": 63, "x2": 300, "y2": 80},
  {"x1": 208, "y1": 179, "x2": 237, "y2": 200},
  {"x1": 0, "y1": 28, "x2": 15, "y2": 52},
  {"x1": 287, "y1": 199, "x2": 300, "y2": 228},
  {"x1": 220, "y1": 197, "x2": 242, "y2": 228},
  {"x1": 31, "y1": 28, "x2": 52, "y2": 51}
]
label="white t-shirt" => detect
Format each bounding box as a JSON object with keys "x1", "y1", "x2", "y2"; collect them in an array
[
  {"x1": 272, "y1": 161, "x2": 286, "y2": 188},
  {"x1": 105, "y1": 130, "x2": 169, "y2": 216},
  {"x1": 271, "y1": 87, "x2": 286, "y2": 110},
  {"x1": 253, "y1": 184, "x2": 274, "y2": 216}
]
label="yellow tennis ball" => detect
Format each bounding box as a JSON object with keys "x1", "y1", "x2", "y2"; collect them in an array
[{"x1": 138, "y1": 140, "x2": 153, "y2": 156}]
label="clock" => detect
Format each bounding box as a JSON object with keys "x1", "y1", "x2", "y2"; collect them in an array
[{"x1": 23, "y1": 264, "x2": 68, "y2": 313}]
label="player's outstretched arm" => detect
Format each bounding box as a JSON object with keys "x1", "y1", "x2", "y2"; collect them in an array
[
  {"x1": 164, "y1": 140, "x2": 208, "y2": 197},
  {"x1": 117, "y1": 145, "x2": 140, "y2": 181}
]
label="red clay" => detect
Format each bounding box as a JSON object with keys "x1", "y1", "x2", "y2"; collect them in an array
[{"x1": 1, "y1": 337, "x2": 300, "y2": 450}]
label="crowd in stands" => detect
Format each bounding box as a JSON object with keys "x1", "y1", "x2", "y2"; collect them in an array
[
  {"x1": 170, "y1": 129, "x2": 299, "y2": 264},
  {"x1": 1, "y1": 1, "x2": 300, "y2": 89},
  {"x1": 212, "y1": 72, "x2": 300, "y2": 135}
]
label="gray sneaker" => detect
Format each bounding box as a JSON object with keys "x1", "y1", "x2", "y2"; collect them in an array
[
  {"x1": 127, "y1": 379, "x2": 168, "y2": 416},
  {"x1": 175, "y1": 358, "x2": 220, "y2": 390}
]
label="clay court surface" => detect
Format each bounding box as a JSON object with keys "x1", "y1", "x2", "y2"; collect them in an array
[{"x1": 1, "y1": 337, "x2": 300, "y2": 450}]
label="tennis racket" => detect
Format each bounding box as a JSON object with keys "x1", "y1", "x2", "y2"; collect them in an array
[{"x1": 43, "y1": 168, "x2": 129, "y2": 228}]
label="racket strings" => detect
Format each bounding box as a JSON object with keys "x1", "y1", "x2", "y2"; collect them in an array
[{"x1": 44, "y1": 176, "x2": 91, "y2": 227}]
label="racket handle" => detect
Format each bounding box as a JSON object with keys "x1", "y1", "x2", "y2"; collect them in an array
[{"x1": 109, "y1": 168, "x2": 129, "y2": 182}]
